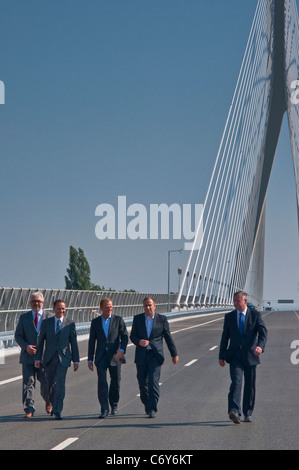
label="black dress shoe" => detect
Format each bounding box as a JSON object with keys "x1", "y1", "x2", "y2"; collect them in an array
[
  {"x1": 228, "y1": 410, "x2": 240, "y2": 424},
  {"x1": 99, "y1": 410, "x2": 109, "y2": 419},
  {"x1": 110, "y1": 408, "x2": 118, "y2": 415},
  {"x1": 148, "y1": 410, "x2": 156, "y2": 418},
  {"x1": 54, "y1": 412, "x2": 63, "y2": 420}
]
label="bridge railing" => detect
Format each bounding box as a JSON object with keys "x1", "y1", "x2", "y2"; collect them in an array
[
  {"x1": 0, "y1": 287, "x2": 233, "y2": 351},
  {"x1": 0, "y1": 286, "x2": 199, "y2": 333}
]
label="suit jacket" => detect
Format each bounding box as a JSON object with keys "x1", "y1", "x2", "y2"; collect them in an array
[
  {"x1": 219, "y1": 306, "x2": 267, "y2": 366},
  {"x1": 88, "y1": 315, "x2": 128, "y2": 367},
  {"x1": 36, "y1": 316, "x2": 80, "y2": 368},
  {"x1": 15, "y1": 310, "x2": 53, "y2": 365},
  {"x1": 130, "y1": 313, "x2": 178, "y2": 366}
]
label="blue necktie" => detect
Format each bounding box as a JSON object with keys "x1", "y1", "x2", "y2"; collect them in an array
[
  {"x1": 56, "y1": 319, "x2": 62, "y2": 336},
  {"x1": 239, "y1": 312, "x2": 245, "y2": 335}
]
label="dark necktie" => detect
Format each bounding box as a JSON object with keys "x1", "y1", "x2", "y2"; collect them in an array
[
  {"x1": 34, "y1": 312, "x2": 38, "y2": 329},
  {"x1": 239, "y1": 312, "x2": 245, "y2": 335},
  {"x1": 56, "y1": 319, "x2": 62, "y2": 336}
]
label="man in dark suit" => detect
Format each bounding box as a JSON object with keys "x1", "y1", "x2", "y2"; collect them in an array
[
  {"x1": 219, "y1": 290, "x2": 267, "y2": 423},
  {"x1": 15, "y1": 292, "x2": 53, "y2": 418},
  {"x1": 88, "y1": 298, "x2": 128, "y2": 418},
  {"x1": 35, "y1": 299, "x2": 80, "y2": 420},
  {"x1": 130, "y1": 297, "x2": 179, "y2": 418}
]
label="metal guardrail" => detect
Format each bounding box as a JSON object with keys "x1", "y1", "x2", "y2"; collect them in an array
[{"x1": 0, "y1": 286, "x2": 201, "y2": 332}]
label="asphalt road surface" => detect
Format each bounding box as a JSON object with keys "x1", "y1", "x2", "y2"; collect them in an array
[{"x1": 1, "y1": 310, "x2": 299, "y2": 452}]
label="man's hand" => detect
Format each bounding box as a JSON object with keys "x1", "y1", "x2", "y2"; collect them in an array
[
  {"x1": 139, "y1": 339, "x2": 150, "y2": 348},
  {"x1": 115, "y1": 349, "x2": 124, "y2": 360},
  {"x1": 219, "y1": 359, "x2": 226, "y2": 367},
  {"x1": 172, "y1": 355, "x2": 179, "y2": 364},
  {"x1": 254, "y1": 346, "x2": 262, "y2": 356},
  {"x1": 26, "y1": 345, "x2": 36, "y2": 356},
  {"x1": 88, "y1": 362, "x2": 94, "y2": 371}
]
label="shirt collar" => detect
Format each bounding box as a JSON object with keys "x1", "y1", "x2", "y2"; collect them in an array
[
  {"x1": 238, "y1": 307, "x2": 247, "y2": 316},
  {"x1": 32, "y1": 309, "x2": 43, "y2": 315},
  {"x1": 101, "y1": 314, "x2": 111, "y2": 321},
  {"x1": 145, "y1": 313, "x2": 155, "y2": 320}
]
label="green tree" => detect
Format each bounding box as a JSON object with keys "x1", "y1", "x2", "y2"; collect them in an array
[{"x1": 65, "y1": 246, "x2": 92, "y2": 290}]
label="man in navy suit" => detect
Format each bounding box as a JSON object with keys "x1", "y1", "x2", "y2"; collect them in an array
[
  {"x1": 130, "y1": 297, "x2": 179, "y2": 418},
  {"x1": 219, "y1": 290, "x2": 267, "y2": 423},
  {"x1": 35, "y1": 299, "x2": 80, "y2": 420},
  {"x1": 88, "y1": 298, "x2": 128, "y2": 418}
]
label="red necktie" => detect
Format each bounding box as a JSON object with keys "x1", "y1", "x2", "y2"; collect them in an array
[{"x1": 34, "y1": 312, "x2": 38, "y2": 329}]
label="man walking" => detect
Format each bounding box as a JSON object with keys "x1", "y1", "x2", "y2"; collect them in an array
[
  {"x1": 35, "y1": 299, "x2": 80, "y2": 420},
  {"x1": 219, "y1": 291, "x2": 267, "y2": 423},
  {"x1": 88, "y1": 298, "x2": 128, "y2": 418},
  {"x1": 15, "y1": 292, "x2": 53, "y2": 418},
  {"x1": 130, "y1": 297, "x2": 179, "y2": 418}
]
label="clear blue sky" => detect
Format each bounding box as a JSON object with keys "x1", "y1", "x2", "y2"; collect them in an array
[{"x1": 0, "y1": 0, "x2": 298, "y2": 306}]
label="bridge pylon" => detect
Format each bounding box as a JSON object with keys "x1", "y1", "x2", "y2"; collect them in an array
[{"x1": 176, "y1": 0, "x2": 299, "y2": 310}]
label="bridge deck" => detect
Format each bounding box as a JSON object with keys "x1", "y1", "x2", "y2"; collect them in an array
[{"x1": 0, "y1": 310, "x2": 297, "y2": 451}]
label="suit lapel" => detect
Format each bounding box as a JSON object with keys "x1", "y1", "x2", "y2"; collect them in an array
[
  {"x1": 108, "y1": 315, "x2": 114, "y2": 340},
  {"x1": 97, "y1": 315, "x2": 104, "y2": 336},
  {"x1": 141, "y1": 314, "x2": 149, "y2": 339},
  {"x1": 26, "y1": 311, "x2": 36, "y2": 333},
  {"x1": 233, "y1": 310, "x2": 239, "y2": 330},
  {"x1": 243, "y1": 307, "x2": 251, "y2": 332},
  {"x1": 47, "y1": 316, "x2": 56, "y2": 344}
]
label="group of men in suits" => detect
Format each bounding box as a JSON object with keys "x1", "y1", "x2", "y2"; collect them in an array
[
  {"x1": 15, "y1": 294, "x2": 179, "y2": 420},
  {"x1": 15, "y1": 292, "x2": 79, "y2": 419},
  {"x1": 15, "y1": 289, "x2": 267, "y2": 423},
  {"x1": 87, "y1": 296, "x2": 179, "y2": 419}
]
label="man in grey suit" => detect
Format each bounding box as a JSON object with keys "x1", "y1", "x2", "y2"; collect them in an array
[
  {"x1": 219, "y1": 290, "x2": 267, "y2": 423},
  {"x1": 130, "y1": 297, "x2": 179, "y2": 418},
  {"x1": 88, "y1": 298, "x2": 128, "y2": 418},
  {"x1": 15, "y1": 292, "x2": 53, "y2": 418},
  {"x1": 35, "y1": 299, "x2": 80, "y2": 420}
]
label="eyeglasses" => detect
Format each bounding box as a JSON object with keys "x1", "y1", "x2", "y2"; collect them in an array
[{"x1": 31, "y1": 300, "x2": 44, "y2": 303}]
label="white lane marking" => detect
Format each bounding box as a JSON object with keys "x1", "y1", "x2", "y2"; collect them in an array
[
  {"x1": 172, "y1": 317, "x2": 223, "y2": 334},
  {"x1": 209, "y1": 345, "x2": 218, "y2": 351},
  {"x1": 0, "y1": 375, "x2": 22, "y2": 386},
  {"x1": 184, "y1": 359, "x2": 198, "y2": 367},
  {"x1": 51, "y1": 438, "x2": 79, "y2": 450},
  {"x1": 49, "y1": 318, "x2": 225, "y2": 450}
]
